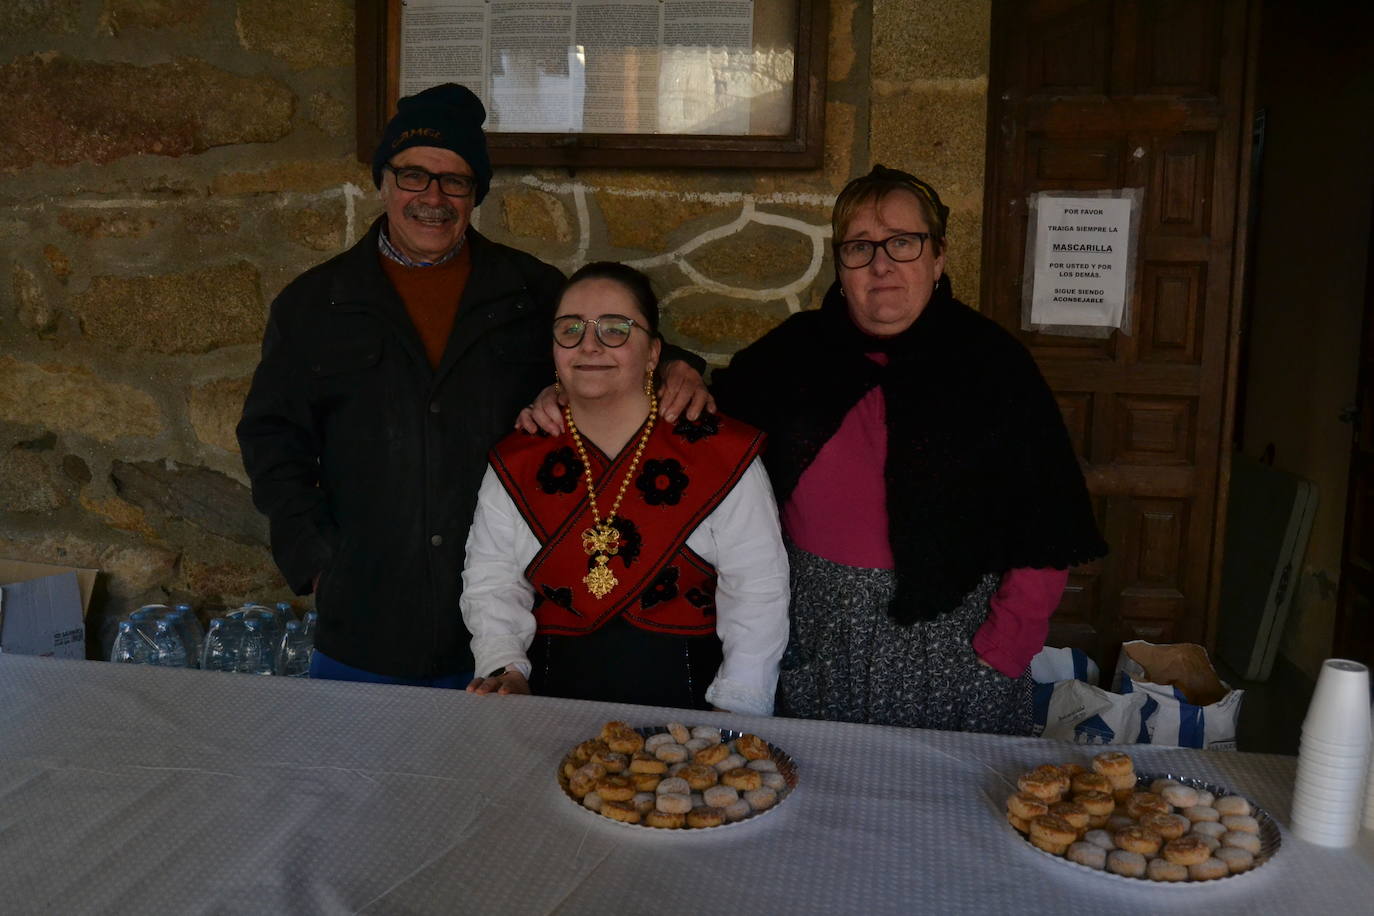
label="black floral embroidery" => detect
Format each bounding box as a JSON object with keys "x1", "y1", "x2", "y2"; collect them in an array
[
  {"x1": 673, "y1": 413, "x2": 719, "y2": 442},
  {"x1": 639, "y1": 566, "x2": 680, "y2": 610},
  {"x1": 685, "y1": 587, "x2": 716, "y2": 617},
  {"x1": 540, "y1": 584, "x2": 580, "y2": 617},
  {"x1": 536, "y1": 447, "x2": 583, "y2": 495},
  {"x1": 611, "y1": 516, "x2": 643, "y2": 567},
  {"x1": 636, "y1": 458, "x2": 689, "y2": 506}
]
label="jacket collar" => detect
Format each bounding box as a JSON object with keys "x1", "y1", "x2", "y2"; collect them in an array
[{"x1": 326, "y1": 215, "x2": 540, "y2": 384}]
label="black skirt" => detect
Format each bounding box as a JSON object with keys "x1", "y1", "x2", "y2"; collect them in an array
[{"x1": 528, "y1": 616, "x2": 722, "y2": 711}]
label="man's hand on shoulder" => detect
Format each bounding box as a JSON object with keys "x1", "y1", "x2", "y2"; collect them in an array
[
  {"x1": 515, "y1": 385, "x2": 566, "y2": 436},
  {"x1": 657, "y1": 359, "x2": 715, "y2": 423},
  {"x1": 513, "y1": 357, "x2": 714, "y2": 433}
]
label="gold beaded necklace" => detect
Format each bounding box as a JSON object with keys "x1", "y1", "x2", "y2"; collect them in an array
[{"x1": 563, "y1": 389, "x2": 657, "y2": 599}]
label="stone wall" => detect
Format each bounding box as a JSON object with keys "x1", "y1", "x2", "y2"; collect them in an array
[{"x1": 0, "y1": 0, "x2": 990, "y2": 656}]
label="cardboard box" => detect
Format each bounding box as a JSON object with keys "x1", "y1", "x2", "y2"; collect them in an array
[{"x1": 0, "y1": 558, "x2": 99, "y2": 660}]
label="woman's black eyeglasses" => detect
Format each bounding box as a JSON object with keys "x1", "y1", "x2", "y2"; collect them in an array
[
  {"x1": 835, "y1": 232, "x2": 931, "y2": 269},
  {"x1": 384, "y1": 163, "x2": 475, "y2": 197},
  {"x1": 552, "y1": 315, "x2": 645, "y2": 348}
]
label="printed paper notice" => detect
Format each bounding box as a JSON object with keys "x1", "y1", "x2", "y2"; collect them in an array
[
  {"x1": 401, "y1": 0, "x2": 488, "y2": 99},
  {"x1": 400, "y1": 0, "x2": 755, "y2": 135},
  {"x1": 1030, "y1": 196, "x2": 1134, "y2": 328}
]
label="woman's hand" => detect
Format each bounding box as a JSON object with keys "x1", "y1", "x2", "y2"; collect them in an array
[
  {"x1": 656, "y1": 360, "x2": 715, "y2": 423},
  {"x1": 465, "y1": 669, "x2": 531, "y2": 696},
  {"x1": 514, "y1": 385, "x2": 566, "y2": 436}
]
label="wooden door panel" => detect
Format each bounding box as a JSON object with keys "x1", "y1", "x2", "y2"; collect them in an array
[
  {"x1": 1127, "y1": 497, "x2": 1189, "y2": 586},
  {"x1": 1333, "y1": 194, "x2": 1374, "y2": 667},
  {"x1": 1026, "y1": 334, "x2": 1120, "y2": 363},
  {"x1": 1137, "y1": 261, "x2": 1207, "y2": 364},
  {"x1": 1111, "y1": 395, "x2": 1197, "y2": 466},
  {"x1": 1137, "y1": 0, "x2": 1224, "y2": 95},
  {"x1": 1334, "y1": 577, "x2": 1374, "y2": 669},
  {"x1": 1148, "y1": 133, "x2": 1216, "y2": 237},
  {"x1": 1025, "y1": 4, "x2": 1112, "y2": 96},
  {"x1": 1055, "y1": 392, "x2": 1095, "y2": 460},
  {"x1": 1345, "y1": 461, "x2": 1374, "y2": 573},
  {"x1": 1123, "y1": 617, "x2": 1179, "y2": 643},
  {"x1": 1059, "y1": 569, "x2": 1103, "y2": 625},
  {"x1": 985, "y1": 0, "x2": 1257, "y2": 670},
  {"x1": 1039, "y1": 363, "x2": 1205, "y2": 396},
  {"x1": 1025, "y1": 134, "x2": 1127, "y2": 185}
]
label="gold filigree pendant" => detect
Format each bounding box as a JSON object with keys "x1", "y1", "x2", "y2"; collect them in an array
[
  {"x1": 580, "y1": 524, "x2": 621, "y2": 556},
  {"x1": 583, "y1": 555, "x2": 618, "y2": 599}
]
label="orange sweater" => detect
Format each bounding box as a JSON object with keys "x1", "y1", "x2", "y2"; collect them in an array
[{"x1": 380, "y1": 244, "x2": 473, "y2": 369}]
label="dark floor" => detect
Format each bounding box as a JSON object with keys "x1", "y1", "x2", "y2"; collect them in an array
[{"x1": 1216, "y1": 654, "x2": 1314, "y2": 756}]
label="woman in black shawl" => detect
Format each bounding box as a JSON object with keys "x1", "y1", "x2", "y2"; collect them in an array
[{"x1": 710, "y1": 166, "x2": 1107, "y2": 734}]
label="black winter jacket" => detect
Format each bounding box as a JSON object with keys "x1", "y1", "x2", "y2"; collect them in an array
[{"x1": 238, "y1": 217, "x2": 564, "y2": 678}]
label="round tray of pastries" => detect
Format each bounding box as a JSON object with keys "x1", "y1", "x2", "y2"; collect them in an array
[
  {"x1": 558, "y1": 720, "x2": 799, "y2": 830},
  {"x1": 1004, "y1": 751, "x2": 1280, "y2": 883}
]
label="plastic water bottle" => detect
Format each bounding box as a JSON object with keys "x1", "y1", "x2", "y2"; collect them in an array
[
  {"x1": 149, "y1": 619, "x2": 187, "y2": 668},
  {"x1": 227, "y1": 603, "x2": 269, "y2": 623},
  {"x1": 201, "y1": 618, "x2": 244, "y2": 672},
  {"x1": 269, "y1": 602, "x2": 297, "y2": 656},
  {"x1": 110, "y1": 620, "x2": 156, "y2": 664},
  {"x1": 230, "y1": 605, "x2": 285, "y2": 664},
  {"x1": 240, "y1": 618, "x2": 275, "y2": 675},
  {"x1": 157, "y1": 608, "x2": 196, "y2": 668},
  {"x1": 173, "y1": 603, "x2": 205, "y2": 667},
  {"x1": 276, "y1": 620, "x2": 312, "y2": 677},
  {"x1": 228, "y1": 601, "x2": 259, "y2": 625},
  {"x1": 301, "y1": 610, "x2": 318, "y2": 642},
  {"x1": 129, "y1": 605, "x2": 166, "y2": 640}
]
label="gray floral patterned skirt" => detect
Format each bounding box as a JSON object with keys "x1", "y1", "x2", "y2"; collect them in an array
[{"x1": 777, "y1": 544, "x2": 1034, "y2": 735}]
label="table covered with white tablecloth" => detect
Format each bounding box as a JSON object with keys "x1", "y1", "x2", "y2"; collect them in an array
[{"x1": 1, "y1": 654, "x2": 1371, "y2": 914}]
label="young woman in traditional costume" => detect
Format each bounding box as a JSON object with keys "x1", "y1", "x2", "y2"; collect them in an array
[{"x1": 461, "y1": 263, "x2": 789, "y2": 714}]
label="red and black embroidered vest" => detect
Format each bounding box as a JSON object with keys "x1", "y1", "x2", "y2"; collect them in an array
[{"x1": 489, "y1": 413, "x2": 764, "y2": 637}]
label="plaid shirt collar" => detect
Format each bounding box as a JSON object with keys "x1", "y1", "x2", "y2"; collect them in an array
[{"x1": 377, "y1": 219, "x2": 465, "y2": 268}]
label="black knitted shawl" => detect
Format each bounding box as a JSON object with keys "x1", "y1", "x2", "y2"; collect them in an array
[{"x1": 712, "y1": 277, "x2": 1108, "y2": 624}]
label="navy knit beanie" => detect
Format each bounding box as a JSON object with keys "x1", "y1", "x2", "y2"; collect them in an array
[{"x1": 372, "y1": 83, "x2": 493, "y2": 205}]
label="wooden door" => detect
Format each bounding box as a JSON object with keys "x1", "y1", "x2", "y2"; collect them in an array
[
  {"x1": 1333, "y1": 197, "x2": 1374, "y2": 668},
  {"x1": 981, "y1": 0, "x2": 1259, "y2": 672}
]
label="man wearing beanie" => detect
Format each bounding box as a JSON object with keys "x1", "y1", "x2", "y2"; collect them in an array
[{"x1": 237, "y1": 84, "x2": 709, "y2": 686}]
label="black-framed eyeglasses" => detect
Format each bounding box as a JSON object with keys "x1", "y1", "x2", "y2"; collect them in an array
[
  {"x1": 835, "y1": 232, "x2": 931, "y2": 269},
  {"x1": 384, "y1": 163, "x2": 476, "y2": 197},
  {"x1": 552, "y1": 314, "x2": 645, "y2": 348}
]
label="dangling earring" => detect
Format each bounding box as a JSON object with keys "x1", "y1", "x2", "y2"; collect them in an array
[
  {"x1": 554, "y1": 371, "x2": 562, "y2": 396},
  {"x1": 644, "y1": 367, "x2": 655, "y2": 397}
]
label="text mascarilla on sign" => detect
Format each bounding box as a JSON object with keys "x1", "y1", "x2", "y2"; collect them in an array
[{"x1": 1028, "y1": 195, "x2": 1135, "y2": 329}]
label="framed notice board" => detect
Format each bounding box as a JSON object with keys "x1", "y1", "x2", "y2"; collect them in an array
[{"x1": 356, "y1": 0, "x2": 829, "y2": 169}]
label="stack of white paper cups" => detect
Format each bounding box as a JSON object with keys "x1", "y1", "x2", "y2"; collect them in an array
[
  {"x1": 1292, "y1": 659, "x2": 1371, "y2": 847},
  {"x1": 1365, "y1": 705, "x2": 1374, "y2": 831}
]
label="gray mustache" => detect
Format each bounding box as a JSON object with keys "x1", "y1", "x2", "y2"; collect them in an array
[{"x1": 405, "y1": 202, "x2": 457, "y2": 221}]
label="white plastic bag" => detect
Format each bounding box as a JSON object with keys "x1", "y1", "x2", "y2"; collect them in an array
[
  {"x1": 1033, "y1": 679, "x2": 1149, "y2": 745},
  {"x1": 1030, "y1": 646, "x2": 1144, "y2": 745},
  {"x1": 1030, "y1": 645, "x2": 1101, "y2": 686},
  {"x1": 1114, "y1": 640, "x2": 1243, "y2": 751}
]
